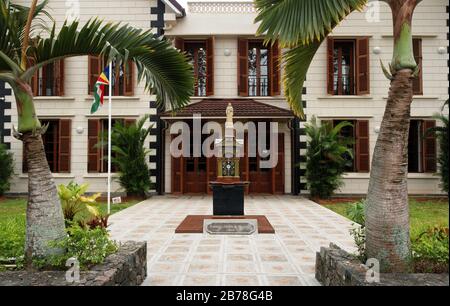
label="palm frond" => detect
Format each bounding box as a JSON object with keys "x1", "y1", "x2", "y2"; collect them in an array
[
  {"x1": 0, "y1": 0, "x2": 51, "y2": 70},
  {"x1": 283, "y1": 42, "x2": 320, "y2": 117},
  {"x1": 255, "y1": 0, "x2": 367, "y2": 47},
  {"x1": 254, "y1": 0, "x2": 367, "y2": 117},
  {"x1": 22, "y1": 19, "x2": 193, "y2": 110}
]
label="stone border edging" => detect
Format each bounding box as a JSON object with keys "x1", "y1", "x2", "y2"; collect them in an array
[
  {"x1": 315, "y1": 243, "x2": 449, "y2": 286},
  {"x1": 0, "y1": 241, "x2": 147, "y2": 286}
]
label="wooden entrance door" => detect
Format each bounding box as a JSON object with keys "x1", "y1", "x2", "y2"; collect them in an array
[
  {"x1": 184, "y1": 157, "x2": 207, "y2": 193},
  {"x1": 248, "y1": 133, "x2": 284, "y2": 194}
]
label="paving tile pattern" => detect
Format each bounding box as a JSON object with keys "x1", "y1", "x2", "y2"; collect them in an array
[{"x1": 108, "y1": 195, "x2": 357, "y2": 286}]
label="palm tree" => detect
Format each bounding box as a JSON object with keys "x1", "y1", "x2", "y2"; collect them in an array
[
  {"x1": 0, "y1": 0, "x2": 193, "y2": 267},
  {"x1": 255, "y1": 0, "x2": 423, "y2": 272}
]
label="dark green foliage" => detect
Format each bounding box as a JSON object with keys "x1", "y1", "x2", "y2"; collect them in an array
[
  {"x1": 0, "y1": 143, "x2": 14, "y2": 195},
  {"x1": 347, "y1": 199, "x2": 367, "y2": 262},
  {"x1": 304, "y1": 116, "x2": 354, "y2": 199},
  {"x1": 102, "y1": 115, "x2": 153, "y2": 197},
  {"x1": 347, "y1": 199, "x2": 366, "y2": 226},
  {"x1": 38, "y1": 225, "x2": 118, "y2": 270},
  {"x1": 426, "y1": 100, "x2": 449, "y2": 193},
  {"x1": 411, "y1": 226, "x2": 449, "y2": 273}
]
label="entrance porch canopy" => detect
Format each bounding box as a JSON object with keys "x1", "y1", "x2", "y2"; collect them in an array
[{"x1": 160, "y1": 99, "x2": 294, "y2": 120}]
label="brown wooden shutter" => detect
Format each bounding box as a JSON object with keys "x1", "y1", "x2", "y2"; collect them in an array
[
  {"x1": 41, "y1": 64, "x2": 48, "y2": 96},
  {"x1": 124, "y1": 118, "x2": 136, "y2": 127},
  {"x1": 422, "y1": 120, "x2": 437, "y2": 173},
  {"x1": 88, "y1": 119, "x2": 101, "y2": 172},
  {"x1": 237, "y1": 38, "x2": 249, "y2": 96},
  {"x1": 88, "y1": 56, "x2": 102, "y2": 94},
  {"x1": 356, "y1": 37, "x2": 370, "y2": 95},
  {"x1": 270, "y1": 40, "x2": 281, "y2": 96},
  {"x1": 58, "y1": 119, "x2": 71, "y2": 173},
  {"x1": 206, "y1": 37, "x2": 214, "y2": 96},
  {"x1": 54, "y1": 60, "x2": 65, "y2": 96},
  {"x1": 124, "y1": 60, "x2": 134, "y2": 96},
  {"x1": 412, "y1": 38, "x2": 423, "y2": 95},
  {"x1": 175, "y1": 37, "x2": 184, "y2": 52},
  {"x1": 22, "y1": 144, "x2": 28, "y2": 173},
  {"x1": 27, "y1": 58, "x2": 39, "y2": 96},
  {"x1": 327, "y1": 37, "x2": 334, "y2": 95},
  {"x1": 356, "y1": 120, "x2": 370, "y2": 172}
]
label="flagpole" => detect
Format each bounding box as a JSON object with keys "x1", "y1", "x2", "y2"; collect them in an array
[{"x1": 107, "y1": 62, "x2": 112, "y2": 215}]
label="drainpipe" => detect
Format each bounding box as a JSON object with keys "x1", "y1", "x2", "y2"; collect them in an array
[{"x1": 288, "y1": 118, "x2": 301, "y2": 195}]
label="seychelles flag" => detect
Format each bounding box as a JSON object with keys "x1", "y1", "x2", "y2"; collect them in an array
[{"x1": 90, "y1": 66, "x2": 110, "y2": 114}]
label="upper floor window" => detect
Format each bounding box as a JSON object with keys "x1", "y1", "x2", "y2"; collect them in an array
[
  {"x1": 175, "y1": 37, "x2": 214, "y2": 97},
  {"x1": 327, "y1": 37, "x2": 370, "y2": 96},
  {"x1": 248, "y1": 41, "x2": 269, "y2": 97},
  {"x1": 88, "y1": 56, "x2": 134, "y2": 96},
  {"x1": 238, "y1": 39, "x2": 280, "y2": 97},
  {"x1": 412, "y1": 38, "x2": 423, "y2": 95},
  {"x1": 30, "y1": 60, "x2": 65, "y2": 96}
]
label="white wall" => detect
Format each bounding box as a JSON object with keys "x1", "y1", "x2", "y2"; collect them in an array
[
  {"x1": 6, "y1": 0, "x2": 160, "y2": 194},
  {"x1": 164, "y1": 0, "x2": 449, "y2": 195}
]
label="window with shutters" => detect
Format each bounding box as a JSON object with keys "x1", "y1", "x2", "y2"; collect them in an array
[
  {"x1": 22, "y1": 119, "x2": 71, "y2": 173},
  {"x1": 412, "y1": 38, "x2": 423, "y2": 95},
  {"x1": 176, "y1": 38, "x2": 214, "y2": 96},
  {"x1": 238, "y1": 39, "x2": 280, "y2": 97},
  {"x1": 30, "y1": 60, "x2": 65, "y2": 96},
  {"x1": 88, "y1": 57, "x2": 134, "y2": 96},
  {"x1": 408, "y1": 119, "x2": 436, "y2": 173},
  {"x1": 327, "y1": 37, "x2": 370, "y2": 96},
  {"x1": 326, "y1": 119, "x2": 370, "y2": 173},
  {"x1": 87, "y1": 118, "x2": 135, "y2": 173}
]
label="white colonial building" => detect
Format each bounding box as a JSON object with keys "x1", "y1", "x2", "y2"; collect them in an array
[{"x1": 0, "y1": 0, "x2": 448, "y2": 196}]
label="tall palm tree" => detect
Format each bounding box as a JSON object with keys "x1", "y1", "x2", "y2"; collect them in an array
[
  {"x1": 255, "y1": 0, "x2": 423, "y2": 272},
  {"x1": 0, "y1": 0, "x2": 193, "y2": 266}
]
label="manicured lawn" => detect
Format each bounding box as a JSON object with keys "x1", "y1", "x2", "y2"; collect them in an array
[
  {"x1": 321, "y1": 198, "x2": 449, "y2": 238},
  {"x1": 0, "y1": 198, "x2": 139, "y2": 260}
]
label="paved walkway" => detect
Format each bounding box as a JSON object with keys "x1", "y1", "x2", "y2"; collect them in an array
[{"x1": 108, "y1": 195, "x2": 357, "y2": 286}]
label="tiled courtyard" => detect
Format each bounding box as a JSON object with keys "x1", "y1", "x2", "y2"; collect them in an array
[{"x1": 108, "y1": 195, "x2": 357, "y2": 286}]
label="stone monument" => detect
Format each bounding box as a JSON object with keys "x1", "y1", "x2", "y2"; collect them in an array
[{"x1": 209, "y1": 103, "x2": 249, "y2": 215}]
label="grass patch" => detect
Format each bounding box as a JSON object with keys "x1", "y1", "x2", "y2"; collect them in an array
[
  {"x1": 0, "y1": 198, "x2": 140, "y2": 261},
  {"x1": 321, "y1": 198, "x2": 449, "y2": 239}
]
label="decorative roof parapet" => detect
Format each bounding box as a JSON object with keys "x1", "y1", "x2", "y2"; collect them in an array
[{"x1": 188, "y1": 1, "x2": 256, "y2": 14}]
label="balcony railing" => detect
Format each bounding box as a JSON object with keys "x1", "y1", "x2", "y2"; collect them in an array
[{"x1": 248, "y1": 76, "x2": 269, "y2": 97}]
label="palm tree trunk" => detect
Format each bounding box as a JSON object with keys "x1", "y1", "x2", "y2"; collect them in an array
[
  {"x1": 23, "y1": 132, "x2": 66, "y2": 265},
  {"x1": 13, "y1": 83, "x2": 66, "y2": 268},
  {"x1": 366, "y1": 0, "x2": 420, "y2": 272}
]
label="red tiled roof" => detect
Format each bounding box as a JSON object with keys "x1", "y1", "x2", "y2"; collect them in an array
[{"x1": 160, "y1": 99, "x2": 294, "y2": 119}]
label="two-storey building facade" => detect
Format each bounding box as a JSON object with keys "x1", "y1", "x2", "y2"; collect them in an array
[{"x1": 0, "y1": 0, "x2": 448, "y2": 196}]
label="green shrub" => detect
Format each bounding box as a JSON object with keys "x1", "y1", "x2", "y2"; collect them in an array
[
  {"x1": 0, "y1": 143, "x2": 14, "y2": 195},
  {"x1": 411, "y1": 226, "x2": 449, "y2": 273},
  {"x1": 305, "y1": 116, "x2": 354, "y2": 199},
  {"x1": 39, "y1": 225, "x2": 118, "y2": 270},
  {"x1": 347, "y1": 199, "x2": 367, "y2": 262},
  {"x1": 57, "y1": 181, "x2": 100, "y2": 225},
  {"x1": 426, "y1": 100, "x2": 449, "y2": 193},
  {"x1": 102, "y1": 115, "x2": 153, "y2": 197},
  {"x1": 346, "y1": 199, "x2": 366, "y2": 226}
]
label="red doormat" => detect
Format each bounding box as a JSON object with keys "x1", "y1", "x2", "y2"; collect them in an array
[{"x1": 175, "y1": 215, "x2": 275, "y2": 234}]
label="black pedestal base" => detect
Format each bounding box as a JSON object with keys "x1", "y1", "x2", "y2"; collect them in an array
[{"x1": 210, "y1": 182, "x2": 248, "y2": 216}]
